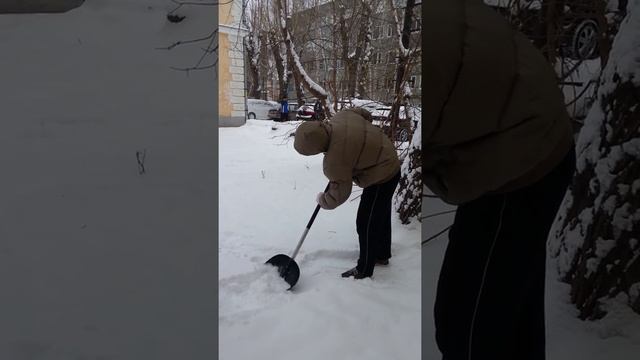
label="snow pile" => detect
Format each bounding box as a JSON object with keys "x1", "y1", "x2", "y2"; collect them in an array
[{"x1": 219, "y1": 120, "x2": 421, "y2": 360}]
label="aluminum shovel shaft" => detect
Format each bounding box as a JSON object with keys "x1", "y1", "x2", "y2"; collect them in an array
[
  {"x1": 265, "y1": 182, "x2": 330, "y2": 289},
  {"x1": 290, "y1": 203, "x2": 321, "y2": 260}
]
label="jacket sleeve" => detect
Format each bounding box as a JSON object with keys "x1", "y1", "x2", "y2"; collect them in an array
[
  {"x1": 317, "y1": 179, "x2": 352, "y2": 210},
  {"x1": 320, "y1": 156, "x2": 353, "y2": 210}
]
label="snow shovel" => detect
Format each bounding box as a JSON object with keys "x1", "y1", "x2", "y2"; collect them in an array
[{"x1": 266, "y1": 182, "x2": 330, "y2": 290}]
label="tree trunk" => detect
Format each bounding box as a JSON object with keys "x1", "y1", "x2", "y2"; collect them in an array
[
  {"x1": 269, "y1": 30, "x2": 287, "y2": 100},
  {"x1": 357, "y1": 0, "x2": 372, "y2": 98},
  {"x1": 549, "y1": 2, "x2": 640, "y2": 320},
  {"x1": 245, "y1": 31, "x2": 261, "y2": 99},
  {"x1": 259, "y1": 31, "x2": 270, "y2": 99},
  {"x1": 389, "y1": 0, "x2": 415, "y2": 142}
]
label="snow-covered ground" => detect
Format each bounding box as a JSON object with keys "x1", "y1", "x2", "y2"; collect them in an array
[
  {"x1": 219, "y1": 119, "x2": 640, "y2": 360},
  {"x1": 219, "y1": 120, "x2": 421, "y2": 360},
  {"x1": 1, "y1": 2, "x2": 217, "y2": 359}
]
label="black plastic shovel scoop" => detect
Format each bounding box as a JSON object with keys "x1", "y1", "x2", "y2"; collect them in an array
[{"x1": 266, "y1": 183, "x2": 330, "y2": 290}]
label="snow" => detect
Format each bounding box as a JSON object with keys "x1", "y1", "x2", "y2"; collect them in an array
[
  {"x1": 612, "y1": 203, "x2": 636, "y2": 232},
  {"x1": 546, "y1": 280, "x2": 640, "y2": 358},
  {"x1": 1, "y1": 1, "x2": 217, "y2": 360},
  {"x1": 548, "y1": 2, "x2": 640, "y2": 357},
  {"x1": 601, "y1": 0, "x2": 640, "y2": 91},
  {"x1": 219, "y1": 120, "x2": 421, "y2": 360}
]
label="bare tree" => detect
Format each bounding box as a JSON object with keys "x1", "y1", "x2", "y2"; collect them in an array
[
  {"x1": 244, "y1": 8, "x2": 262, "y2": 98},
  {"x1": 387, "y1": 0, "x2": 419, "y2": 141},
  {"x1": 275, "y1": 0, "x2": 332, "y2": 116}
]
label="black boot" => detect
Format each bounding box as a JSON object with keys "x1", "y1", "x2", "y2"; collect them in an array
[{"x1": 341, "y1": 267, "x2": 369, "y2": 279}]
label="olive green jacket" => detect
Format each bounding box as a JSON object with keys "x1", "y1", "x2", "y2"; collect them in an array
[
  {"x1": 423, "y1": 0, "x2": 574, "y2": 204},
  {"x1": 294, "y1": 109, "x2": 401, "y2": 209}
]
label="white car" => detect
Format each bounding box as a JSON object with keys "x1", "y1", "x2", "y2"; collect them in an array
[{"x1": 247, "y1": 99, "x2": 280, "y2": 120}]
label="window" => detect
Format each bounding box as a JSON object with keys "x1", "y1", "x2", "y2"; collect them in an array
[
  {"x1": 372, "y1": 53, "x2": 382, "y2": 65},
  {"x1": 386, "y1": 78, "x2": 394, "y2": 89},
  {"x1": 387, "y1": 51, "x2": 396, "y2": 64},
  {"x1": 411, "y1": 16, "x2": 422, "y2": 32},
  {"x1": 408, "y1": 75, "x2": 421, "y2": 89},
  {"x1": 372, "y1": 25, "x2": 381, "y2": 39},
  {"x1": 386, "y1": 24, "x2": 393, "y2": 38}
]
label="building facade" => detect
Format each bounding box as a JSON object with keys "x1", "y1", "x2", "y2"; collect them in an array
[{"x1": 219, "y1": 0, "x2": 249, "y2": 127}]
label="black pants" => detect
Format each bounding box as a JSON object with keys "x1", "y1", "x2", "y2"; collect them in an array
[
  {"x1": 278, "y1": 112, "x2": 288, "y2": 122},
  {"x1": 434, "y1": 149, "x2": 575, "y2": 360},
  {"x1": 356, "y1": 171, "x2": 401, "y2": 276}
]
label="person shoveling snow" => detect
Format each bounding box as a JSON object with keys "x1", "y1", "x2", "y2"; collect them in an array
[{"x1": 293, "y1": 108, "x2": 401, "y2": 279}]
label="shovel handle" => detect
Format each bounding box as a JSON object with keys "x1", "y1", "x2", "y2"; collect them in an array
[
  {"x1": 306, "y1": 182, "x2": 331, "y2": 229},
  {"x1": 291, "y1": 182, "x2": 331, "y2": 260}
]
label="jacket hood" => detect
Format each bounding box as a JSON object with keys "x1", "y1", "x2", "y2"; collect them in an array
[{"x1": 294, "y1": 121, "x2": 330, "y2": 155}]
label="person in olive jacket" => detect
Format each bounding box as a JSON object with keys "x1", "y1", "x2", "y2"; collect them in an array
[
  {"x1": 294, "y1": 108, "x2": 401, "y2": 279},
  {"x1": 423, "y1": 1, "x2": 576, "y2": 359}
]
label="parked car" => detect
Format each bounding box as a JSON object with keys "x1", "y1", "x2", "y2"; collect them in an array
[
  {"x1": 484, "y1": 0, "x2": 626, "y2": 60},
  {"x1": 247, "y1": 98, "x2": 280, "y2": 120},
  {"x1": 337, "y1": 98, "x2": 385, "y2": 114},
  {"x1": 296, "y1": 103, "x2": 315, "y2": 120},
  {"x1": 267, "y1": 108, "x2": 280, "y2": 120},
  {"x1": 370, "y1": 106, "x2": 413, "y2": 142}
]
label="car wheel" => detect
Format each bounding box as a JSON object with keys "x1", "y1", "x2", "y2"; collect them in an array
[
  {"x1": 571, "y1": 19, "x2": 599, "y2": 60},
  {"x1": 397, "y1": 129, "x2": 409, "y2": 142},
  {"x1": 248, "y1": 112, "x2": 256, "y2": 119}
]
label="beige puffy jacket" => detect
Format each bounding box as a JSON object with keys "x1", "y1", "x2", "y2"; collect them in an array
[
  {"x1": 294, "y1": 109, "x2": 401, "y2": 209},
  {"x1": 423, "y1": 0, "x2": 574, "y2": 204}
]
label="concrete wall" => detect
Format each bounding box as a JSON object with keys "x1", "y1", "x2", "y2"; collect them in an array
[{"x1": 0, "y1": 0, "x2": 84, "y2": 13}]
